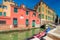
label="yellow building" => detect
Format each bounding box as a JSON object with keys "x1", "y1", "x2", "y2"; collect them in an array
[
  {"x1": 34, "y1": 0, "x2": 56, "y2": 25},
  {"x1": 0, "y1": 5, "x2": 3, "y2": 12},
  {"x1": 0, "y1": 0, "x2": 17, "y2": 17}
]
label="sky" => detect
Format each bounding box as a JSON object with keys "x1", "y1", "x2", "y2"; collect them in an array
[{"x1": 0, "y1": 0, "x2": 60, "y2": 18}]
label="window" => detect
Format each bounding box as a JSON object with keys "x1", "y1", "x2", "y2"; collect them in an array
[
  {"x1": 48, "y1": 11, "x2": 51, "y2": 15},
  {"x1": 13, "y1": 18, "x2": 18, "y2": 27},
  {"x1": 0, "y1": 5, "x2": 2, "y2": 8},
  {"x1": 48, "y1": 11, "x2": 50, "y2": 14},
  {"x1": 38, "y1": 7, "x2": 40, "y2": 12},
  {"x1": 4, "y1": 0, "x2": 7, "y2": 2},
  {"x1": 51, "y1": 18, "x2": 53, "y2": 20},
  {"x1": 41, "y1": 14, "x2": 44, "y2": 19},
  {"x1": 4, "y1": 0, "x2": 10, "y2": 2},
  {"x1": 14, "y1": 8, "x2": 18, "y2": 13},
  {"x1": 8, "y1": 0, "x2": 11, "y2": 2},
  {"x1": 0, "y1": 21, "x2": 6, "y2": 24},
  {"x1": 32, "y1": 20, "x2": 35, "y2": 27},
  {"x1": 48, "y1": 16, "x2": 50, "y2": 20},
  {"x1": 48, "y1": 16, "x2": 51, "y2": 20},
  {"x1": 46, "y1": 9, "x2": 47, "y2": 13},
  {"x1": 38, "y1": 14, "x2": 41, "y2": 18},
  {"x1": 26, "y1": 11, "x2": 29, "y2": 15},
  {"x1": 26, "y1": 19, "x2": 29, "y2": 26},
  {"x1": 39, "y1": 7, "x2": 40, "y2": 12},
  {"x1": 4, "y1": 12, "x2": 6, "y2": 16},
  {"x1": 53, "y1": 16, "x2": 54, "y2": 21},
  {"x1": 33, "y1": 13, "x2": 36, "y2": 16},
  {"x1": 2, "y1": 5, "x2": 7, "y2": 9},
  {"x1": 46, "y1": 15, "x2": 47, "y2": 19},
  {"x1": 42, "y1": 6, "x2": 44, "y2": 12},
  {"x1": 13, "y1": 18, "x2": 17, "y2": 25},
  {"x1": 0, "y1": 12, "x2": 2, "y2": 16}
]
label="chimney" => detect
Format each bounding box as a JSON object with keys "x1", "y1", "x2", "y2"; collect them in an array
[
  {"x1": 20, "y1": 4, "x2": 26, "y2": 8},
  {"x1": 3, "y1": 0, "x2": 13, "y2": 2}
]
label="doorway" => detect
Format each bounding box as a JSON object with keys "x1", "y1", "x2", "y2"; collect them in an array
[
  {"x1": 32, "y1": 20, "x2": 35, "y2": 27},
  {"x1": 13, "y1": 18, "x2": 18, "y2": 27}
]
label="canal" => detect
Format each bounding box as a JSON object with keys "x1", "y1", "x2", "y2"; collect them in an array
[{"x1": 0, "y1": 28, "x2": 44, "y2": 40}]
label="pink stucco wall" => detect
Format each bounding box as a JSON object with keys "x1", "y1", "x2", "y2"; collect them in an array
[
  {"x1": 10, "y1": 5, "x2": 40, "y2": 28},
  {"x1": 0, "y1": 5, "x2": 40, "y2": 30}
]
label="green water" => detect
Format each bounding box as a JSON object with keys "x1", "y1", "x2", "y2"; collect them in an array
[{"x1": 0, "y1": 28, "x2": 43, "y2": 40}]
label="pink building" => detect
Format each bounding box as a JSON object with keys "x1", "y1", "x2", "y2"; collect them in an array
[
  {"x1": 0, "y1": 4, "x2": 40, "y2": 30},
  {"x1": 10, "y1": 5, "x2": 40, "y2": 29}
]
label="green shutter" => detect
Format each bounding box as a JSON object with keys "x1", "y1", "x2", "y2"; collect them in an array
[
  {"x1": 4, "y1": 12, "x2": 6, "y2": 16},
  {"x1": 32, "y1": 20, "x2": 35, "y2": 27},
  {"x1": 41, "y1": 14, "x2": 44, "y2": 19},
  {"x1": 48, "y1": 16, "x2": 49, "y2": 20},
  {"x1": 26, "y1": 19, "x2": 29, "y2": 26},
  {"x1": 46, "y1": 16, "x2": 47, "y2": 19},
  {"x1": 42, "y1": 6, "x2": 44, "y2": 12},
  {"x1": 13, "y1": 18, "x2": 17, "y2": 25},
  {"x1": 39, "y1": 7, "x2": 40, "y2": 12},
  {"x1": 0, "y1": 12, "x2": 2, "y2": 16},
  {"x1": 26, "y1": 11, "x2": 28, "y2": 15},
  {"x1": 14, "y1": 20, "x2": 17, "y2": 24},
  {"x1": 48, "y1": 16, "x2": 51, "y2": 20},
  {"x1": 48, "y1": 11, "x2": 51, "y2": 15},
  {"x1": 46, "y1": 9, "x2": 48, "y2": 13},
  {"x1": 14, "y1": 8, "x2": 18, "y2": 13}
]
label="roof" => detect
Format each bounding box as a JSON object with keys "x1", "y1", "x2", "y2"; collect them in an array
[
  {"x1": 10, "y1": 4, "x2": 36, "y2": 12},
  {"x1": 34, "y1": 0, "x2": 55, "y2": 12}
]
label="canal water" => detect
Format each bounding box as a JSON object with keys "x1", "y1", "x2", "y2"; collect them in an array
[{"x1": 0, "y1": 28, "x2": 43, "y2": 40}]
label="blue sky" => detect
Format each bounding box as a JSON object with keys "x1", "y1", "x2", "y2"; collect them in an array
[{"x1": 0, "y1": 0, "x2": 60, "y2": 18}]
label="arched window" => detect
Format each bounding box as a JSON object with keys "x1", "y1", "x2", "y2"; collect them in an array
[
  {"x1": 32, "y1": 20, "x2": 35, "y2": 27},
  {"x1": 26, "y1": 19, "x2": 29, "y2": 27}
]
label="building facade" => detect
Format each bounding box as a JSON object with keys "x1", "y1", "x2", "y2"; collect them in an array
[
  {"x1": 0, "y1": 0, "x2": 40, "y2": 30},
  {"x1": 59, "y1": 18, "x2": 60, "y2": 24},
  {"x1": 34, "y1": 0, "x2": 56, "y2": 25}
]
